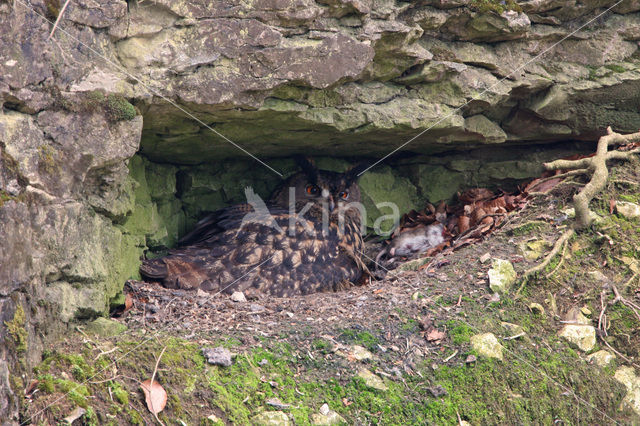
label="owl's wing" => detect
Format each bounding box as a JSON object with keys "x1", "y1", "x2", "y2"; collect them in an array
[{"x1": 177, "y1": 203, "x2": 283, "y2": 246}]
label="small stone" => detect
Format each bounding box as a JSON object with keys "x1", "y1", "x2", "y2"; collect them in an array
[
  {"x1": 196, "y1": 289, "x2": 209, "y2": 298},
  {"x1": 614, "y1": 368, "x2": 640, "y2": 417},
  {"x1": 616, "y1": 201, "x2": 640, "y2": 219},
  {"x1": 588, "y1": 271, "x2": 607, "y2": 282},
  {"x1": 231, "y1": 291, "x2": 247, "y2": 302},
  {"x1": 558, "y1": 324, "x2": 596, "y2": 352},
  {"x1": 465, "y1": 354, "x2": 477, "y2": 364},
  {"x1": 202, "y1": 346, "x2": 233, "y2": 367},
  {"x1": 266, "y1": 398, "x2": 291, "y2": 410},
  {"x1": 411, "y1": 291, "x2": 421, "y2": 300},
  {"x1": 488, "y1": 259, "x2": 517, "y2": 294},
  {"x1": 529, "y1": 303, "x2": 545, "y2": 314},
  {"x1": 357, "y1": 368, "x2": 388, "y2": 391},
  {"x1": 310, "y1": 405, "x2": 346, "y2": 425},
  {"x1": 501, "y1": 322, "x2": 525, "y2": 337},
  {"x1": 580, "y1": 306, "x2": 592, "y2": 316},
  {"x1": 63, "y1": 406, "x2": 86, "y2": 424},
  {"x1": 259, "y1": 358, "x2": 269, "y2": 366},
  {"x1": 319, "y1": 404, "x2": 330, "y2": 416},
  {"x1": 479, "y1": 252, "x2": 491, "y2": 264},
  {"x1": 470, "y1": 333, "x2": 504, "y2": 360},
  {"x1": 565, "y1": 307, "x2": 590, "y2": 325},
  {"x1": 207, "y1": 414, "x2": 220, "y2": 423},
  {"x1": 250, "y1": 303, "x2": 266, "y2": 312},
  {"x1": 351, "y1": 345, "x2": 373, "y2": 361},
  {"x1": 586, "y1": 350, "x2": 616, "y2": 367},
  {"x1": 84, "y1": 317, "x2": 127, "y2": 337},
  {"x1": 621, "y1": 388, "x2": 640, "y2": 417},
  {"x1": 614, "y1": 366, "x2": 640, "y2": 392},
  {"x1": 521, "y1": 240, "x2": 552, "y2": 261},
  {"x1": 562, "y1": 208, "x2": 603, "y2": 223},
  {"x1": 251, "y1": 411, "x2": 290, "y2": 425}
]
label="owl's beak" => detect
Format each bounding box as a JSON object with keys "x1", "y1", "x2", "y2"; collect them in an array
[{"x1": 328, "y1": 196, "x2": 336, "y2": 212}]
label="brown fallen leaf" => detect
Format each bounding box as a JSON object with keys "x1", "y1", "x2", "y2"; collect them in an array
[
  {"x1": 140, "y1": 379, "x2": 167, "y2": 415},
  {"x1": 25, "y1": 379, "x2": 39, "y2": 396},
  {"x1": 525, "y1": 177, "x2": 562, "y2": 194},
  {"x1": 63, "y1": 407, "x2": 86, "y2": 424},
  {"x1": 458, "y1": 216, "x2": 470, "y2": 234},
  {"x1": 426, "y1": 328, "x2": 446, "y2": 343},
  {"x1": 609, "y1": 198, "x2": 616, "y2": 214},
  {"x1": 342, "y1": 397, "x2": 353, "y2": 406}
]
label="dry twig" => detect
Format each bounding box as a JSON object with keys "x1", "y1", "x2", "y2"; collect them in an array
[{"x1": 48, "y1": 0, "x2": 72, "y2": 40}]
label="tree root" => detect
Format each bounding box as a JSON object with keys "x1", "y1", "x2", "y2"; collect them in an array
[
  {"x1": 518, "y1": 128, "x2": 640, "y2": 293},
  {"x1": 544, "y1": 127, "x2": 640, "y2": 229},
  {"x1": 596, "y1": 285, "x2": 640, "y2": 369},
  {"x1": 517, "y1": 228, "x2": 574, "y2": 294}
]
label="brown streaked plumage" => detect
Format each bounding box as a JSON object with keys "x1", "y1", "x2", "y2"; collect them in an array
[{"x1": 139, "y1": 158, "x2": 368, "y2": 297}]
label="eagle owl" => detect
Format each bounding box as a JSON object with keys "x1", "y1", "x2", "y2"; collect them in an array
[{"x1": 140, "y1": 158, "x2": 368, "y2": 297}]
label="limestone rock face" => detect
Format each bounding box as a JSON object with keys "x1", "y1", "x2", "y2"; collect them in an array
[{"x1": 2, "y1": 0, "x2": 640, "y2": 420}]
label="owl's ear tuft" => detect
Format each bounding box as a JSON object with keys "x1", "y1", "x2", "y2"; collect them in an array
[
  {"x1": 344, "y1": 162, "x2": 369, "y2": 185},
  {"x1": 295, "y1": 156, "x2": 318, "y2": 182}
]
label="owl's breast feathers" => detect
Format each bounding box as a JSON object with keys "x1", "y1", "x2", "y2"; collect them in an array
[{"x1": 139, "y1": 204, "x2": 365, "y2": 297}]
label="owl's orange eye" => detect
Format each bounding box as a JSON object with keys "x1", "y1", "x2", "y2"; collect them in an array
[
  {"x1": 339, "y1": 191, "x2": 349, "y2": 200},
  {"x1": 306, "y1": 184, "x2": 320, "y2": 195}
]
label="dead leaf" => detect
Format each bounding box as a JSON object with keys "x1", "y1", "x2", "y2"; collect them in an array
[
  {"x1": 342, "y1": 397, "x2": 353, "y2": 406},
  {"x1": 63, "y1": 407, "x2": 86, "y2": 424},
  {"x1": 610, "y1": 198, "x2": 616, "y2": 214},
  {"x1": 419, "y1": 317, "x2": 433, "y2": 331},
  {"x1": 140, "y1": 379, "x2": 167, "y2": 415},
  {"x1": 458, "y1": 188, "x2": 494, "y2": 203},
  {"x1": 525, "y1": 177, "x2": 562, "y2": 194},
  {"x1": 458, "y1": 216, "x2": 470, "y2": 234},
  {"x1": 25, "y1": 379, "x2": 39, "y2": 396},
  {"x1": 426, "y1": 328, "x2": 446, "y2": 343},
  {"x1": 124, "y1": 293, "x2": 133, "y2": 310}
]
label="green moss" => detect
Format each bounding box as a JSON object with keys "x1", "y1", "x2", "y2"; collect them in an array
[
  {"x1": 37, "y1": 144, "x2": 60, "y2": 175},
  {"x1": 27, "y1": 329, "x2": 634, "y2": 424},
  {"x1": 4, "y1": 304, "x2": 27, "y2": 353},
  {"x1": 470, "y1": 0, "x2": 522, "y2": 14},
  {"x1": 586, "y1": 65, "x2": 599, "y2": 81},
  {"x1": 108, "y1": 382, "x2": 129, "y2": 405},
  {"x1": 338, "y1": 329, "x2": 380, "y2": 351},
  {"x1": 0, "y1": 190, "x2": 16, "y2": 207},
  {"x1": 509, "y1": 220, "x2": 547, "y2": 236},
  {"x1": 56, "y1": 379, "x2": 91, "y2": 407},
  {"x1": 9, "y1": 374, "x2": 24, "y2": 396},
  {"x1": 38, "y1": 374, "x2": 55, "y2": 393},
  {"x1": 105, "y1": 94, "x2": 137, "y2": 122},
  {"x1": 44, "y1": 0, "x2": 61, "y2": 19},
  {"x1": 605, "y1": 64, "x2": 627, "y2": 73},
  {"x1": 447, "y1": 320, "x2": 475, "y2": 345},
  {"x1": 84, "y1": 407, "x2": 99, "y2": 425}
]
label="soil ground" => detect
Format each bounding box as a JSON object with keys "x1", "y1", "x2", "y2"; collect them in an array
[{"x1": 22, "y1": 161, "x2": 640, "y2": 425}]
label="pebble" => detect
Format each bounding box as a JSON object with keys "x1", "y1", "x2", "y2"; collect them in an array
[
  {"x1": 230, "y1": 291, "x2": 247, "y2": 302},
  {"x1": 202, "y1": 346, "x2": 233, "y2": 367}
]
